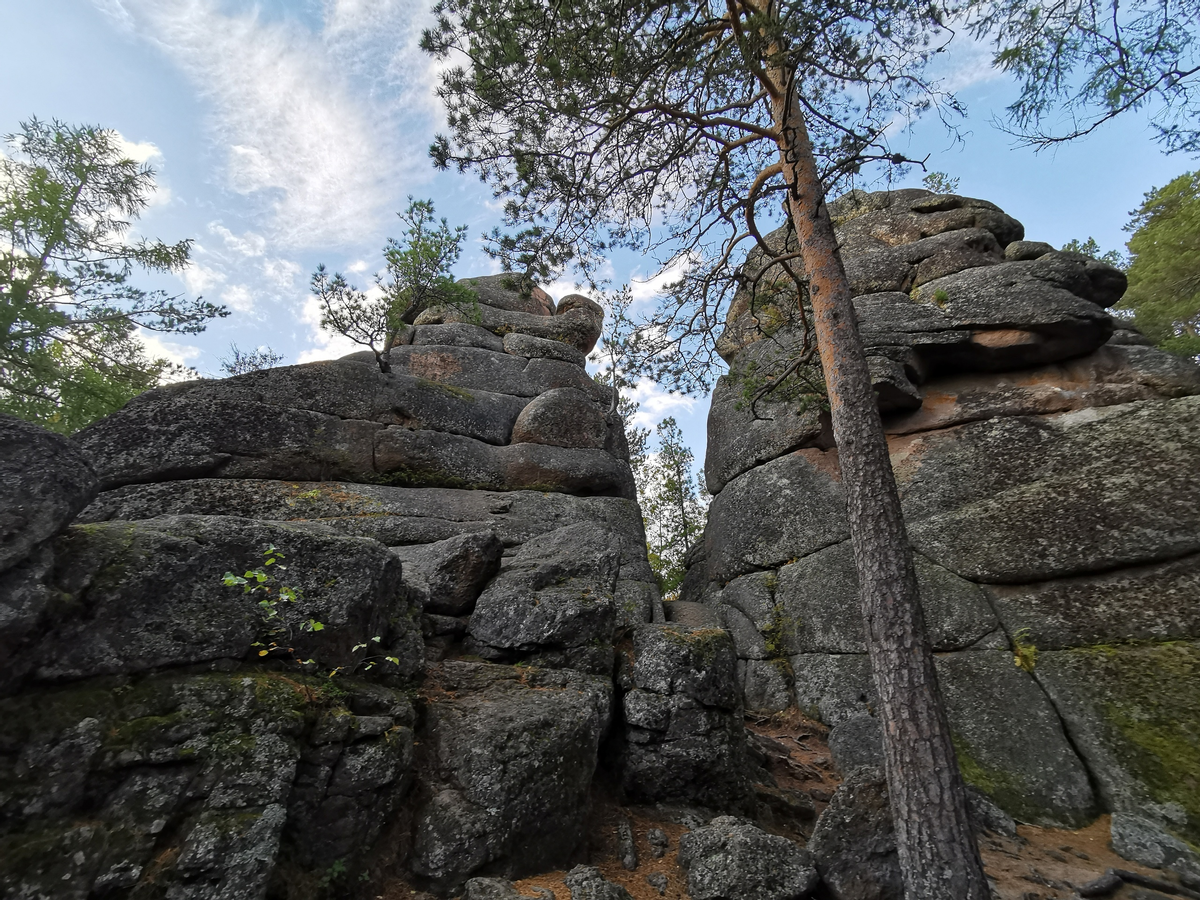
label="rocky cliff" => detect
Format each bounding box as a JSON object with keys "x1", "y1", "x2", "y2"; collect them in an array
[
  {"x1": 0, "y1": 275, "x2": 767, "y2": 899},
  {"x1": 683, "y1": 188, "x2": 1200, "y2": 876}
]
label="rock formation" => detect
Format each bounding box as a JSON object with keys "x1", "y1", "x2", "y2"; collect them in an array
[
  {"x1": 0, "y1": 274, "x2": 761, "y2": 899},
  {"x1": 684, "y1": 188, "x2": 1200, "y2": 874}
]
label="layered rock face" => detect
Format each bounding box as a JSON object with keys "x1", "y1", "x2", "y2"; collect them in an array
[
  {"x1": 686, "y1": 189, "x2": 1200, "y2": 870},
  {"x1": 1, "y1": 276, "x2": 754, "y2": 898}
]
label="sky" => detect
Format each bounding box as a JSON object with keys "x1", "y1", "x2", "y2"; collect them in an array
[{"x1": 0, "y1": 0, "x2": 1193, "y2": 470}]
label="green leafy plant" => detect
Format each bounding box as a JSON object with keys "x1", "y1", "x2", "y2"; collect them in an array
[{"x1": 222, "y1": 544, "x2": 322, "y2": 661}]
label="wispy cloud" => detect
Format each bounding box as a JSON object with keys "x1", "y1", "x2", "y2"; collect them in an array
[{"x1": 103, "y1": 0, "x2": 441, "y2": 249}]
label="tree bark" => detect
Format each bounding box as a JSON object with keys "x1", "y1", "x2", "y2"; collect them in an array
[{"x1": 770, "y1": 76, "x2": 990, "y2": 900}]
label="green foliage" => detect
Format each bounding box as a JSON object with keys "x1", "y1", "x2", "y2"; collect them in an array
[
  {"x1": 219, "y1": 343, "x2": 285, "y2": 376},
  {"x1": 222, "y1": 544, "x2": 321, "y2": 662},
  {"x1": 968, "y1": 0, "x2": 1200, "y2": 153},
  {"x1": 1118, "y1": 170, "x2": 1200, "y2": 359},
  {"x1": 0, "y1": 118, "x2": 226, "y2": 431},
  {"x1": 311, "y1": 198, "x2": 474, "y2": 373},
  {"x1": 922, "y1": 171, "x2": 961, "y2": 194},
  {"x1": 1061, "y1": 237, "x2": 1127, "y2": 268},
  {"x1": 638, "y1": 417, "x2": 707, "y2": 597}
]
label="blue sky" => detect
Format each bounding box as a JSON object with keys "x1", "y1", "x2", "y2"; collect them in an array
[{"x1": 1, "y1": 0, "x2": 1192, "y2": 468}]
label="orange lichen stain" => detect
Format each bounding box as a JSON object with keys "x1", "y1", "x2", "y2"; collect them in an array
[
  {"x1": 407, "y1": 350, "x2": 465, "y2": 381},
  {"x1": 793, "y1": 447, "x2": 842, "y2": 482},
  {"x1": 970, "y1": 328, "x2": 1043, "y2": 348}
]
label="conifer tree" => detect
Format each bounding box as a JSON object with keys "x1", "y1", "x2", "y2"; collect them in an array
[{"x1": 422, "y1": 1, "x2": 989, "y2": 896}]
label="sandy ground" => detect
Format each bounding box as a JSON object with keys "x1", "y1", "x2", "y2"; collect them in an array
[{"x1": 379, "y1": 710, "x2": 1187, "y2": 900}]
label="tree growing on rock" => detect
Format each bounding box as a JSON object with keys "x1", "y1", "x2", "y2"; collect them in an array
[
  {"x1": 311, "y1": 198, "x2": 476, "y2": 373},
  {"x1": 0, "y1": 118, "x2": 226, "y2": 432},
  {"x1": 422, "y1": 1, "x2": 990, "y2": 896}
]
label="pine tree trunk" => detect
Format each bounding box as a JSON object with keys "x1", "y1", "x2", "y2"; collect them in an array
[{"x1": 771, "y1": 79, "x2": 990, "y2": 900}]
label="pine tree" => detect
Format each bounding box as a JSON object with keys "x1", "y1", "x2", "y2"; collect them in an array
[{"x1": 421, "y1": 2, "x2": 990, "y2": 895}]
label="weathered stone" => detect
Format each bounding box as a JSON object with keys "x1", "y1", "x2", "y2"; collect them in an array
[
  {"x1": 511, "y1": 387, "x2": 609, "y2": 449},
  {"x1": 415, "y1": 298, "x2": 602, "y2": 354},
  {"x1": 1004, "y1": 240, "x2": 1055, "y2": 261},
  {"x1": 909, "y1": 258, "x2": 1115, "y2": 368},
  {"x1": 411, "y1": 322, "x2": 506, "y2": 351},
  {"x1": 0, "y1": 671, "x2": 415, "y2": 900},
  {"x1": 899, "y1": 398, "x2": 1200, "y2": 582},
  {"x1": 459, "y1": 273, "x2": 555, "y2": 316},
  {"x1": 1036, "y1": 642, "x2": 1200, "y2": 851},
  {"x1": 503, "y1": 331, "x2": 588, "y2": 367},
  {"x1": 842, "y1": 227, "x2": 1004, "y2": 295},
  {"x1": 372, "y1": 427, "x2": 636, "y2": 498},
  {"x1": 808, "y1": 767, "x2": 903, "y2": 900},
  {"x1": 385, "y1": 344, "x2": 611, "y2": 403},
  {"x1": 613, "y1": 625, "x2": 752, "y2": 812},
  {"x1": 827, "y1": 714, "x2": 884, "y2": 775},
  {"x1": 884, "y1": 343, "x2": 1200, "y2": 436},
  {"x1": 564, "y1": 865, "x2": 634, "y2": 900},
  {"x1": 776, "y1": 541, "x2": 1004, "y2": 653},
  {"x1": 936, "y1": 651, "x2": 1095, "y2": 827},
  {"x1": 393, "y1": 530, "x2": 504, "y2": 616},
  {"x1": 739, "y1": 658, "x2": 793, "y2": 712},
  {"x1": 74, "y1": 360, "x2": 541, "y2": 487},
  {"x1": 411, "y1": 661, "x2": 612, "y2": 889},
  {"x1": 80, "y1": 480, "x2": 656, "y2": 581},
  {"x1": 986, "y1": 552, "x2": 1200, "y2": 649},
  {"x1": 793, "y1": 651, "x2": 1096, "y2": 826},
  {"x1": 1, "y1": 416, "x2": 96, "y2": 576},
  {"x1": 1111, "y1": 814, "x2": 1200, "y2": 879},
  {"x1": 465, "y1": 877, "x2": 524, "y2": 900},
  {"x1": 704, "y1": 372, "x2": 827, "y2": 495},
  {"x1": 664, "y1": 600, "x2": 721, "y2": 629},
  {"x1": 829, "y1": 189, "x2": 1024, "y2": 253},
  {"x1": 0, "y1": 515, "x2": 423, "y2": 693},
  {"x1": 617, "y1": 814, "x2": 638, "y2": 870},
  {"x1": 704, "y1": 450, "x2": 848, "y2": 583},
  {"x1": 677, "y1": 816, "x2": 818, "y2": 900},
  {"x1": 466, "y1": 523, "x2": 621, "y2": 672}
]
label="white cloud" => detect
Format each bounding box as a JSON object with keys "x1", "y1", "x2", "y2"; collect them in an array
[
  {"x1": 628, "y1": 254, "x2": 693, "y2": 303},
  {"x1": 182, "y1": 259, "x2": 226, "y2": 295},
  {"x1": 221, "y1": 284, "x2": 257, "y2": 315},
  {"x1": 110, "y1": 0, "x2": 441, "y2": 249},
  {"x1": 262, "y1": 257, "x2": 302, "y2": 290},
  {"x1": 137, "y1": 329, "x2": 202, "y2": 369},
  {"x1": 209, "y1": 223, "x2": 266, "y2": 257},
  {"x1": 626, "y1": 377, "x2": 695, "y2": 428}
]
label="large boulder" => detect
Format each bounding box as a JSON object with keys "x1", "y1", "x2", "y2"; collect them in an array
[
  {"x1": 899, "y1": 397, "x2": 1200, "y2": 582},
  {"x1": 511, "y1": 387, "x2": 610, "y2": 449},
  {"x1": 703, "y1": 449, "x2": 848, "y2": 583},
  {"x1": 0, "y1": 515, "x2": 423, "y2": 694},
  {"x1": 1036, "y1": 642, "x2": 1200, "y2": 863},
  {"x1": 393, "y1": 530, "x2": 504, "y2": 616},
  {"x1": 410, "y1": 661, "x2": 612, "y2": 890},
  {"x1": 678, "y1": 816, "x2": 819, "y2": 900},
  {"x1": 808, "y1": 767, "x2": 902, "y2": 900},
  {"x1": 0, "y1": 414, "x2": 98, "y2": 574},
  {"x1": 611, "y1": 624, "x2": 753, "y2": 812},
  {"x1": 791, "y1": 651, "x2": 1096, "y2": 826},
  {"x1": 0, "y1": 671, "x2": 416, "y2": 899},
  {"x1": 465, "y1": 523, "x2": 622, "y2": 673}
]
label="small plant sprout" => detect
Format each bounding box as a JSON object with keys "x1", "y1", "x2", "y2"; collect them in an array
[
  {"x1": 221, "y1": 544, "x2": 323, "y2": 660},
  {"x1": 1012, "y1": 627, "x2": 1039, "y2": 672}
]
